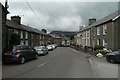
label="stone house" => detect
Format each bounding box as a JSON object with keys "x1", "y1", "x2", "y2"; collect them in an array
[{"x1": 91, "y1": 10, "x2": 120, "y2": 51}]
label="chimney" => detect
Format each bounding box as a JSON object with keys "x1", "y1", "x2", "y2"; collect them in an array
[
  {"x1": 89, "y1": 18, "x2": 96, "y2": 25},
  {"x1": 11, "y1": 16, "x2": 21, "y2": 24},
  {"x1": 79, "y1": 26, "x2": 84, "y2": 31},
  {"x1": 41, "y1": 29, "x2": 47, "y2": 33}
]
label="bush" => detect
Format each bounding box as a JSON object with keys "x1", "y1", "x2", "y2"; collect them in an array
[
  {"x1": 9, "y1": 33, "x2": 20, "y2": 46},
  {"x1": 94, "y1": 45, "x2": 104, "y2": 51}
]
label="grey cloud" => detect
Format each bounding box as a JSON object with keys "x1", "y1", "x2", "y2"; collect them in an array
[{"x1": 7, "y1": 2, "x2": 118, "y2": 33}]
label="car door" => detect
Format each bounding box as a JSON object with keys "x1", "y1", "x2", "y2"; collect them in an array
[
  {"x1": 22, "y1": 46, "x2": 31, "y2": 60},
  {"x1": 28, "y1": 46, "x2": 36, "y2": 59}
]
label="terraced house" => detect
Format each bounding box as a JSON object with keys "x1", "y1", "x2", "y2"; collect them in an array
[
  {"x1": 6, "y1": 16, "x2": 48, "y2": 47},
  {"x1": 91, "y1": 10, "x2": 120, "y2": 51},
  {"x1": 74, "y1": 19, "x2": 96, "y2": 48},
  {"x1": 74, "y1": 10, "x2": 120, "y2": 51}
]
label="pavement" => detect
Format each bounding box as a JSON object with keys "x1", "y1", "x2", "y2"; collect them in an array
[{"x1": 68, "y1": 47, "x2": 118, "y2": 78}]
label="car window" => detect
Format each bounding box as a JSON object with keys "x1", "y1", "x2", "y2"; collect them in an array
[
  {"x1": 16, "y1": 46, "x2": 27, "y2": 50},
  {"x1": 28, "y1": 46, "x2": 33, "y2": 50}
]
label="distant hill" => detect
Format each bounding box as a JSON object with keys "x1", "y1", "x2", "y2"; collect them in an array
[{"x1": 50, "y1": 31, "x2": 77, "y2": 37}]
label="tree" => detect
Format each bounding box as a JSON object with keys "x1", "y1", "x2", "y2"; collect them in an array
[{"x1": 9, "y1": 33, "x2": 20, "y2": 46}]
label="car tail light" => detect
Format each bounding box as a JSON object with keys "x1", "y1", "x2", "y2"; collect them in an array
[{"x1": 16, "y1": 51, "x2": 22, "y2": 55}]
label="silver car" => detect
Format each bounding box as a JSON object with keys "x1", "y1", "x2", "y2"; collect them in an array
[{"x1": 34, "y1": 46, "x2": 48, "y2": 55}]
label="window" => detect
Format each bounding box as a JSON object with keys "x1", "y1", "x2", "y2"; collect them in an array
[
  {"x1": 84, "y1": 32, "x2": 86, "y2": 37},
  {"x1": 97, "y1": 39, "x2": 100, "y2": 45},
  {"x1": 31, "y1": 34, "x2": 33, "y2": 39},
  {"x1": 103, "y1": 39, "x2": 107, "y2": 48},
  {"x1": 14, "y1": 29, "x2": 18, "y2": 34},
  {"x1": 87, "y1": 39, "x2": 90, "y2": 46},
  {"x1": 39, "y1": 41, "x2": 41, "y2": 45},
  {"x1": 20, "y1": 40, "x2": 24, "y2": 45},
  {"x1": 43, "y1": 35, "x2": 44, "y2": 39},
  {"x1": 21, "y1": 31, "x2": 23, "y2": 39},
  {"x1": 87, "y1": 31, "x2": 89, "y2": 37},
  {"x1": 42, "y1": 41, "x2": 44, "y2": 45},
  {"x1": 25, "y1": 40, "x2": 28, "y2": 45},
  {"x1": 40, "y1": 35, "x2": 41, "y2": 39},
  {"x1": 97, "y1": 27, "x2": 100, "y2": 35},
  {"x1": 103, "y1": 25, "x2": 107, "y2": 35},
  {"x1": 25, "y1": 31, "x2": 28, "y2": 39}
]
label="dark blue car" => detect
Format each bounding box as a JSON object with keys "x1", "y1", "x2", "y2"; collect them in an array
[
  {"x1": 106, "y1": 50, "x2": 120, "y2": 63},
  {"x1": 2, "y1": 45, "x2": 38, "y2": 64}
]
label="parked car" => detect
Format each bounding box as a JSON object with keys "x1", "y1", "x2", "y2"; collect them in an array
[
  {"x1": 106, "y1": 50, "x2": 120, "y2": 63},
  {"x1": 34, "y1": 46, "x2": 48, "y2": 55},
  {"x1": 47, "y1": 45, "x2": 53, "y2": 51},
  {"x1": 51, "y1": 44, "x2": 56, "y2": 49},
  {"x1": 2, "y1": 45, "x2": 38, "y2": 64}
]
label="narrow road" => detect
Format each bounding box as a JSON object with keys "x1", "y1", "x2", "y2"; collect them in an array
[{"x1": 3, "y1": 47, "x2": 94, "y2": 78}]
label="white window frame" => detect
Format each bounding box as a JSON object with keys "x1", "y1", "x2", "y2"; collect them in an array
[
  {"x1": 39, "y1": 41, "x2": 41, "y2": 45},
  {"x1": 103, "y1": 25, "x2": 107, "y2": 35},
  {"x1": 40, "y1": 35, "x2": 41, "y2": 39},
  {"x1": 97, "y1": 39, "x2": 100, "y2": 45},
  {"x1": 20, "y1": 40, "x2": 24, "y2": 45},
  {"x1": 31, "y1": 34, "x2": 33, "y2": 39},
  {"x1": 103, "y1": 39, "x2": 107, "y2": 47},
  {"x1": 97, "y1": 27, "x2": 100, "y2": 35},
  {"x1": 25, "y1": 31, "x2": 28, "y2": 39},
  {"x1": 43, "y1": 35, "x2": 44, "y2": 39},
  {"x1": 25, "y1": 40, "x2": 28, "y2": 45},
  {"x1": 21, "y1": 31, "x2": 23, "y2": 39},
  {"x1": 14, "y1": 29, "x2": 18, "y2": 34}
]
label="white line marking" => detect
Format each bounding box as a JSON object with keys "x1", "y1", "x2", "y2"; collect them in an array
[
  {"x1": 37, "y1": 60, "x2": 49, "y2": 68},
  {"x1": 88, "y1": 58, "x2": 97, "y2": 78}
]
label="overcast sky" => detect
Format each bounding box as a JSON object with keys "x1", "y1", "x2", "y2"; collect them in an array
[{"x1": 1, "y1": 0, "x2": 119, "y2": 33}]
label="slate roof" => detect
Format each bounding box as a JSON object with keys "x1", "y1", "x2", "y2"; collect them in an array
[
  {"x1": 6, "y1": 19, "x2": 25, "y2": 30},
  {"x1": 76, "y1": 10, "x2": 120, "y2": 34},
  {"x1": 7, "y1": 19, "x2": 48, "y2": 35},
  {"x1": 92, "y1": 10, "x2": 120, "y2": 27},
  {"x1": 21, "y1": 24, "x2": 39, "y2": 34}
]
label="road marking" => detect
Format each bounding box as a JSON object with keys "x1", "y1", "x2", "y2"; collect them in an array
[{"x1": 37, "y1": 60, "x2": 49, "y2": 68}]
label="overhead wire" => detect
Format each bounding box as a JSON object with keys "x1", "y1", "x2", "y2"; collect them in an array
[{"x1": 25, "y1": 0, "x2": 48, "y2": 30}]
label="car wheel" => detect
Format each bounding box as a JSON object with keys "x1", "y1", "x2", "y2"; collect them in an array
[
  {"x1": 107, "y1": 56, "x2": 116, "y2": 63},
  {"x1": 19, "y1": 57, "x2": 25, "y2": 64}
]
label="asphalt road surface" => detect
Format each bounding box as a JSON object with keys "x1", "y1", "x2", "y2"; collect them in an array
[{"x1": 3, "y1": 47, "x2": 94, "y2": 78}]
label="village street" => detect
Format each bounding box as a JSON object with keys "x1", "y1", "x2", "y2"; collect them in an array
[{"x1": 2, "y1": 47, "x2": 118, "y2": 78}]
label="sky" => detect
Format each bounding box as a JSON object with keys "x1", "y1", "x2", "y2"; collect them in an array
[{"x1": 1, "y1": 0, "x2": 119, "y2": 33}]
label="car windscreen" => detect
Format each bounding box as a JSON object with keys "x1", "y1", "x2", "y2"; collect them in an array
[{"x1": 15, "y1": 46, "x2": 27, "y2": 50}]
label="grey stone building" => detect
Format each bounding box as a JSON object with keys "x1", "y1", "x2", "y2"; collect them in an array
[
  {"x1": 91, "y1": 10, "x2": 120, "y2": 51},
  {"x1": 6, "y1": 16, "x2": 49, "y2": 47}
]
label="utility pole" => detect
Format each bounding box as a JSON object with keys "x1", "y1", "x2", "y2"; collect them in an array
[
  {"x1": 5, "y1": 0, "x2": 9, "y2": 47},
  {"x1": 5, "y1": 0, "x2": 9, "y2": 15}
]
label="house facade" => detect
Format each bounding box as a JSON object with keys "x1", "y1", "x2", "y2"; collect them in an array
[
  {"x1": 6, "y1": 16, "x2": 49, "y2": 47},
  {"x1": 49, "y1": 34, "x2": 62, "y2": 46},
  {"x1": 75, "y1": 19, "x2": 96, "y2": 48},
  {"x1": 74, "y1": 10, "x2": 120, "y2": 51},
  {"x1": 92, "y1": 10, "x2": 120, "y2": 51}
]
